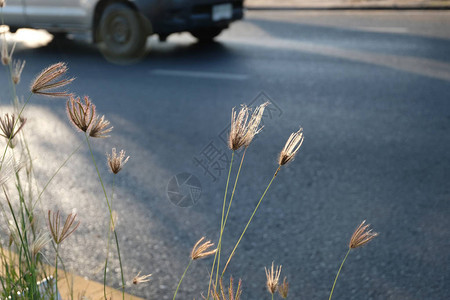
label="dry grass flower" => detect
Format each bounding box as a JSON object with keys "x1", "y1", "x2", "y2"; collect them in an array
[
  {"x1": 1, "y1": 34, "x2": 15, "y2": 66},
  {"x1": 48, "y1": 210, "x2": 80, "y2": 245},
  {"x1": 228, "y1": 102, "x2": 269, "y2": 150},
  {"x1": 66, "y1": 95, "x2": 96, "y2": 132},
  {"x1": 0, "y1": 155, "x2": 16, "y2": 185},
  {"x1": 265, "y1": 262, "x2": 282, "y2": 295},
  {"x1": 210, "y1": 277, "x2": 242, "y2": 300},
  {"x1": 132, "y1": 271, "x2": 152, "y2": 285},
  {"x1": 191, "y1": 237, "x2": 217, "y2": 260},
  {"x1": 31, "y1": 62, "x2": 74, "y2": 97},
  {"x1": 278, "y1": 277, "x2": 289, "y2": 298},
  {"x1": 0, "y1": 113, "x2": 26, "y2": 145},
  {"x1": 107, "y1": 148, "x2": 129, "y2": 174},
  {"x1": 349, "y1": 220, "x2": 378, "y2": 249},
  {"x1": 89, "y1": 115, "x2": 113, "y2": 138},
  {"x1": 31, "y1": 232, "x2": 52, "y2": 257},
  {"x1": 278, "y1": 127, "x2": 304, "y2": 166},
  {"x1": 0, "y1": 0, "x2": 5, "y2": 8},
  {"x1": 11, "y1": 59, "x2": 25, "y2": 84}
]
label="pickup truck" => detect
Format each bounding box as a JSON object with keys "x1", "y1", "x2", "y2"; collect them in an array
[{"x1": 1, "y1": 0, "x2": 244, "y2": 57}]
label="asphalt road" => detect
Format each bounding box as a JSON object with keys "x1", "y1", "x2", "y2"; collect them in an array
[{"x1": 1, "y1": 10, "x2": 449, "y2": 300}]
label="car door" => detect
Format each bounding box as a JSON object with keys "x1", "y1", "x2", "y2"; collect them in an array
[{"x1": 23, "y1": 0, "x2": 92, "y2": 30}]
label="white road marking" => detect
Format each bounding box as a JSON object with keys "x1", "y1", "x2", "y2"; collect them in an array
[{"x1": 151, "y1": 69, "x2": 249, "y2": 80}]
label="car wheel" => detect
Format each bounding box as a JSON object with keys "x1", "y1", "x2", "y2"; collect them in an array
[
  {"x1": 97, "y1": 3, "x2": 147, "y2": 58},
  {"x1": 190, "y1": 27, "x2": 224, "y2": 42}
]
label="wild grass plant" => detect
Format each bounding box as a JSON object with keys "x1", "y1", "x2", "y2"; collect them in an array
[{"x1": 0, "y1": 2, "x2": 378, "y2": 298}]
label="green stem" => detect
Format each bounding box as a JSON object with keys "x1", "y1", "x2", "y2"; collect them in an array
[
  {"x1": 221, "y1": 166, "x2": 281, "y2": 278},
  {"x1": 173, "y1": 260, "x2": 192, "y2": 300},
  {"x1": 272, "y1": 293, "x2": 274, "y2": 300},
  {"x1": 55, "y1": 244, "x2": 60, "y2": 299},
  {"x1": 104, "y1": 175, "x2": 115, "y2": 300},
  {"x1": 215, "y1": 148, "x2": 246, "y2": 289},
  {"x1": 84, "y1": 133, "x2": 125, "y2": 300},
  {"x1": 207, "y1": 151, "x2": 234, "y2": 300},
  {"x1": 328, "y1": 248, "x2": 351, "y2": 300}
]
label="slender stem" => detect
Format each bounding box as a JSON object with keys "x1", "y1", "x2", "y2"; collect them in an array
[
  {"x1": 329, "y1": 248, "x2": 351, "y2": 300},
  {"x1": 4, "y1": 188, "x2": 32, "y2": 271},
  {"x1": 207, "y1": 151, "x2": 234, "y2": 300},
  {"x1": 84, "y1": 133, "x2": 125, "y2": 300},
  {"x1": 104, "y1": 175, "x2": 115, "y2": 300},
  {"x1": 215, "y1": 148, "x2": 246, "y2": 289},
  {"x1": 55, "y1": 244, "x2": 60, "y2": 299},
  {"x1": 173, "y1": 260, "x2": 192, "y2": 300},
  {"x1": 221, "y1": 166, "x2": 281, "y2": 278},
  {"x1": 33, "y1": 142, "x2": 83, "y2": 209},
  {"x1": 271, "y1": 293, "x2": 274, "y2": 300}
]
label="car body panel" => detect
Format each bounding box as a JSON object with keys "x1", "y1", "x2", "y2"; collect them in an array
[{"x1": 1, "y1": 0, "x2": 243, "y2": 36}]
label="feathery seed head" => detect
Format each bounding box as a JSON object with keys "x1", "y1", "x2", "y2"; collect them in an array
[
  {"x1": 89, "y1": 115, "x2": 113, "y2": 138},
  {"x1": 278, "y1": 127, "x2": 304, "y2": 166},
  {"x1": 66, "y1": 95, "x2": 96, "y2": 132},
  {"x1": 107, "y1": 148, "x2": 129, "y2": 174},
  {"x1": 0, "y1": 0, "x2": 5, "y2": 8},
  {"x1": 228, "y1": 102, "x2": 269, "y2": 151},
  {"x1": 265, "y1": 262, "x2": 282, "y2": 295},
  {"x1": 349, "y1": 220, "x2": 378, "y2": 249},
  {"x1": 132, "y1": 271, "x2": 152, "y2": 285},
  {"x1": 191, "y1": 237, "x2": 217, "y2": 260},
  {"x1": 31, "y1": 62, "x2": 74, "y2": 97},
  {"x1": 0, "y1": 113, "x2": 26, "y2": 146},
  {"x1": 47, "y1": 210, "x2": 80, "y2": 245},
  {"x1": 1, "y1": 34, "x2": 15, "y2": 66},
  {"x1": 11, "y1": 59, "x2": 25, "y2": 84},
  {"x1": 278, "y1": 277, "x2": 289, "y2": 299},
  {"x1": 0, "y1": 156, "x2": 16, "y2": 185},
  {"x1": 31, "y1": 232, "x2": 52, "y2": 257},
  {"x1": 210, "y1": 277, "x2": 242, "y2": 300}
]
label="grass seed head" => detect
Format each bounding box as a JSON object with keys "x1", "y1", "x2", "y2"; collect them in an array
[
  {"x1": 31, "y1": 62, "x2": 74, "y2": 97},
  {"x1": 11, "y1": 59, "x2": 25, "y2": 84},
  {"x1": 278, "y1": 127, "x2": 304, "y2": 166},
  {"x1": 89, "y1": 115, "x2": 113, "y2": 138},
  {"x1": 265, "y1": 262, "x2": 282, "y2": 295},
  {"x1": 132, "y1": 271, "x2": 152, "y2": 285},
  {"x1": 1, "y1": 34, "x2": 15, "y2": 66},
  {"x1": 278, "y1": 277, "x2": 289, "y2": 298},
  {"x1": 48, "y1": 210, "x2": 80, "y2": 245},
  {"x1": 349, "y1": 220, "x2": 378, "y2": 249},
  {"x1": 228, "y1": 102, "x2": 269, "y2": 150},
  {"x1": 210, "y1": 277, "x2": 242, "y2": 300},
  {"x1": 107, "y1": 148, "x2": 129, "y2": 174},
  {"x1": 31, "y1": 232, "x2": 52, "y2": 257},
  {"x1": 191, "y1": 237, "x2": 217, "y2": 260},
  {"x1": 0, "y1": 113, "x2": 26, "y2": 146},
  {"x1": 66, "y1": 95, "x2": 96, "y2": 132}
]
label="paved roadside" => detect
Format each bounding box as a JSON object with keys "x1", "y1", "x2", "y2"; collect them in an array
[{"x1": 246, "y1": 0, "x2": 450, "y2": 9}]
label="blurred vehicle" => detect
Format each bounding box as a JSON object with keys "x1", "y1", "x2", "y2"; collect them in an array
[{"x1": 2, "y1": 0, "x2": 244, "y2": 57}]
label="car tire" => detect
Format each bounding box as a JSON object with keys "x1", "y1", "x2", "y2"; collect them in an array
[
  {"x1": 97, "y1": 3, "x2": 147, "y2": 58},
  {"x1": 190, "y1": 27, "x2": 223, "y2": 42}
]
